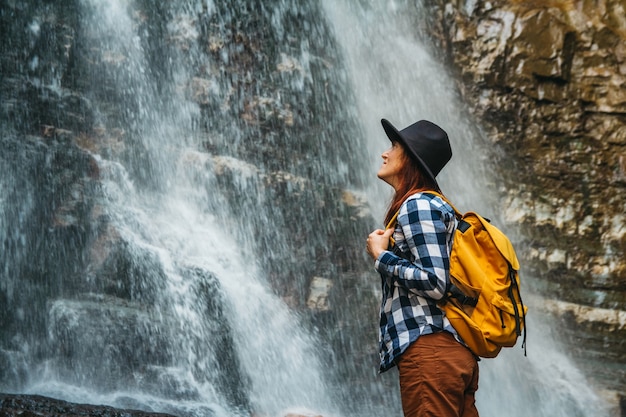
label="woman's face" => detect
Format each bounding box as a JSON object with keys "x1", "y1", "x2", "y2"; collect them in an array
[{"x1": 377, "y1": 141, "x2": 406, "y2": 190}]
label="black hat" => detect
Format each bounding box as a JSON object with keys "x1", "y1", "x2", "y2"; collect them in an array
[{"x1": 381, "y1": 118, "x2": 452, "y2": 188}]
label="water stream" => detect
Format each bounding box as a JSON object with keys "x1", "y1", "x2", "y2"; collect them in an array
[{"x1": 0, "y1": 1, "x2": 609, "y2": 416}]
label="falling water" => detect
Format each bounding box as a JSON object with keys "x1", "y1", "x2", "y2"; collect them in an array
[
  {"x1": 7, "y1": 0, "x2": 359, "y2": 416},
  {"x1": 0, "y1": 1, "x2": 610, "y2": 417}
]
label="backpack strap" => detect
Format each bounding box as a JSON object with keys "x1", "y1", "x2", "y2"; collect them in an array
[
  {"x1": 385, "y1": 190, "x2": 455, "y2": 247},
  {"x1": 385, "y1": 211, "x2": 399, "y2": 246},
  {"x1": 508, "y1": 265, "x2": 528, "y2": 356},
  {"x1": 422, "y1": 190, "x2": 462, "y2": 219},
  {"x1": 449, "y1": 285, "x2": 478, "y2": 307}
]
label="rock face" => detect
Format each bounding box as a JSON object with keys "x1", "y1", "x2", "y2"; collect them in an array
[
  {"x1": 423, "y1": 0, "x2": 626, "y2": 406},
  {"x1": 0, "y1": 394, "x2": 176, "y2": 417},
  {"x1": 0, "y1": 394, "x2": 326, "y2": 417}
]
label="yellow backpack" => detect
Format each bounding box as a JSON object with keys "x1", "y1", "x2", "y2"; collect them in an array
[{"x1": 389, "y1": 192, "x2": 527, "y2": 358}]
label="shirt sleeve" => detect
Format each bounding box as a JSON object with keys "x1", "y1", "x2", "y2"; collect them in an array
[{"x1": 374, "y1": 194, "x2": 454, "y2": 300}]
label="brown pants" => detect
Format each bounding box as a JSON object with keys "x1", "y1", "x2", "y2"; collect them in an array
[{"x1": 397, "y1": 332, "x2": 479, "y2": 417}]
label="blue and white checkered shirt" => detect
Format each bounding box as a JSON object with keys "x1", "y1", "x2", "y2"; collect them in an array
[{"x1": 375, "y1": 192, "x2": 458, "y2": 372}]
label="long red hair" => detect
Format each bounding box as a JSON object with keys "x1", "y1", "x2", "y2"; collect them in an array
[{"x1": 384, "y1": 144, "x2": 439, "y2": 225}]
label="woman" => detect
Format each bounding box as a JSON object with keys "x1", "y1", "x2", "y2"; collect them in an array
[{"x1": 366, "y1": 118, "x2": 479, "y2": 417}]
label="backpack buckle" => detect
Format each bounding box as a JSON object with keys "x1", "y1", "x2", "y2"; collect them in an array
[{"x1": 449, "y1": 285, "x2": 478, "y2": 307}]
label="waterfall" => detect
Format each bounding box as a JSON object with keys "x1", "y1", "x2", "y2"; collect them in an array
[{"x1": 0, "y1": 1, "x2": 609, "y2": 417}]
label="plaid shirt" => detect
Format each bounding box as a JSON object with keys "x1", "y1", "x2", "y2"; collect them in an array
[{"x1": 374, "y1": 192, "x2": 458, "y2": 372}]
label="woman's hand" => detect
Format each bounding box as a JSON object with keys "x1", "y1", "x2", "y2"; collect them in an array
[{"x1": 366, "y1": 228, "x2": 395, "y2": 260}]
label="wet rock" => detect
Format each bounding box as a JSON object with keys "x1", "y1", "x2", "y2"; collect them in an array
[
  {"x1": 306, "y1": 277, "x2": 334, "y2": 312},
  {"x1": 0, "y1": 393, "x2": 177, "y2": 417}
]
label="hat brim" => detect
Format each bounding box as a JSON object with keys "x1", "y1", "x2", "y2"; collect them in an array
[{"x1": 381, "y1": 118, "x2": 439, "y2": 188}]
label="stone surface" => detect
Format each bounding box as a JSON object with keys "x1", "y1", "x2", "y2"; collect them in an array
[
  {"x1": 306, "y1": 276, "x2": 334, "y2": 312},
  {"x1": 0, "y1": 394, "x2": 176, "y2": 417}
]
